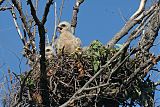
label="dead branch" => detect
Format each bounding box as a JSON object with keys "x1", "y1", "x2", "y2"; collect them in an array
[
  {"x1": 12, "y1": 0, "x2": 33, "y2": 37},
  {"x1": 10, "y1": 7, "x2": 26, "y2": 45},
  {"x1": 57, "y1": 0, "x2": 65, "y2": 24},
  {"x1": 41, "y1": 0, "x2": 54, "y2": 25},
  {"x1": 71, "y1": 0, "x2": 85, "y2": 34},
  {"x1": 0, "y1": 7, "x2": 12, "y2": 11},
  {"x1": 106, "y1": 0, "x2": 148, "y2": 48}
]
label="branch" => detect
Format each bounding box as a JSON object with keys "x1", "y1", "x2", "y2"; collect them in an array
[
  {"x1": 41, "y1": 0, "x2": 54, "y2": 25},
  {"x1": 57, "y1": 0, "x2": 65, "y2": 24},
  {"x1": 33, "y1": 0, "x2": 39, "y2": 37},
  {"x1": 0, "y1": 7, "x2": 12, "y2": 11},
  {"x1": 155, "y1": 81, "x2": 160, "y2": 86},
  {"x1": 71, "y1": 0, "x2": 85, "y2": 34},
  {"x1": 11, "y1": 0, "x2": 33, "y2": 37},
  {"x1": 124, "y1": 55, "x2": 160, "y2": 87},
  {"x1": 51, "y1": 0, "x2": 65, "y2": 46},
  {"x1": 10, "y1": 7, "x2": 26, "y2": 45},
  {"x1": 130, "y1": 0, "x2": 147, "y2": 19},
  {"x1": 106, "y1": 0, "x2": 150, "y2": 48},
  {"x1": 138, "y1": 8, "x2": 160, "y2": 51},
  {"x1": 52, "y1": 2, "x2": 58, "y2": 46},
  {"x1": 27, "y1": 0, "x2": 41, "y2": 26}
]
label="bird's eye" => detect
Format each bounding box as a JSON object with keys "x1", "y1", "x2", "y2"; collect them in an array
[
  {"x1": 61, "y1": 24, "x2": 66, "y2": 27},
  {"x1": 46, "y1": 49, "x2": 51, "y2": 52}
]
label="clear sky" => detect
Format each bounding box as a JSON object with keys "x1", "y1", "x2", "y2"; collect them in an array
[{"x1": 0, "y1": 0, "x2": 160, "y2": 106}]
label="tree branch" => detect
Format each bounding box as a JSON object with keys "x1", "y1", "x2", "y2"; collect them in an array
[
  {"x1": 106, "y1": 0, "x2": 149, "y2": 48},
  {"x1": 71, "y1": 0, "x2": 85, "y2": 34},
  {"x1": 41, "y1": 0, "x2": 54, "y2": 25},
  {"x1": 11, "y1": 0, "x2": 33, "y2": 37},
  {"x1": 10, "y1": 7, "x2": 26, "y2": 45},
  {"x1": 130, "y1": 0, "x2": 147, "y2": 19},
  {"x1": 27, "y1": 0, "x2": 41, "y2": 26}
]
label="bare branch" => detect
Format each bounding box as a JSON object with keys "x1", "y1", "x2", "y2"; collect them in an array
[
  {"x1": 33, "y1": 0, "x2": 39, "y2": 37},
  {"x1": 57, "y1": 0, "x2": 65, "y2": 24},
  {"x1": 41, "y1": 0, "x2": 54, "y2": 25},
  {"x1": 52, "y1": 2, "x2": 58, "y2": 46},
  {"x1": 71, "y1": 0, "x2": 85, "y2": 34},
  {"x1": 106, "y1": 0, "x2": 149, "y2": 48},
  {"x1": 130, "y1": 0, "x2": 147, "y2": 19},
  {"x1": 10, "y1": 7, "x2": 26, "y2": 45},
  {"x1": 11, "y1": 0, "x2": 33, "y2": 37},
  {"x1": 27, "y1": 0, "x2": 41, "y2": 26},
  {"x1": 0, "y1": 7, "x2": 12, "y2": 11}
]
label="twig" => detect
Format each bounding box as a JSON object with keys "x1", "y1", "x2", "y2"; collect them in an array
[
  {"x1": 118, "y1": 8, "x2": 127, "y2": 23},
  {"x1": 10, "y1": 7, "x2": 26, "y2": 46},
  {"x1": 106, "y1": 0, "x2": 150, "y2": 48},
  {"x1": 57, "y1": 0, "x2": 65, "y2": 24},
  {"x1": 12, "y1": 57, "x2": 40, "y2": 107},
  {"x1": 41, "y1": 0, "x2": 54, "y2": 25},
  {"x1": 130, "y1": 0, "x2": 147, "y2": 19},
  {"x1": 33, "y1": 0, "x2": 39, "y2": 38},
  {"x1": 71, "y1": 0, "x2": 85, "y2": 34},
  {"x1": 27, "y1": 0, "x2": 41, "y2": 26},
  {"x1": 11, "y1": 0, "x2": 33, "y2": 37},
  {"x1": 124, "y1": 55, "x2": 160, "y2": 86},
  {"x1": 52, "y1": 2, "x2": 58, "y2": 47},
  {"x1": 0, "y1": 7, "x2": 12, "y2": 11}
]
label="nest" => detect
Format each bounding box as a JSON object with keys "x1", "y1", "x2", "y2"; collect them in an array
[{"x1": 12, "y1": 40, "x2": 155, "y2": 107}]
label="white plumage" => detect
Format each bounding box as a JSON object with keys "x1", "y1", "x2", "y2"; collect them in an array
[{"x1": 56, "y1": 21, "x2": 81, "y2": 54}]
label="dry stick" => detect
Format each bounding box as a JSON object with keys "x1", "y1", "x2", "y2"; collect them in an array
[
  {"x1": 51, "y1": 2, "x2": 57, "y2": 47},
  {"x1": 57, "y1": 0, "x2": 65, "y2": 24},
  {"x1": 124, "y1": 55, "x2": 160, "y2": 87},
  {"x1": 118, "y1": 8, "x2": 127, "y2": 23},
  {"x1": 52, "y1": 0, "x2": 65, "y2": 46},
  {"x1": 11, "y1": 0, "x2": 33, "y2": 37},
  {"x1": 12, "y1": 58, "x2": 40, "y2": 107},
  {"x1": 11, "y1": 0, "x2": 37, "y2": 58},
  {"x1": 10, "y1": 7, "x2": 26, "y2": 46},
  {"x1": 0, "y1": 7, "x2": 12, "y2": 11},
  {"x1": 71, "y1": 0, "x2": 84, "y2": 34},
  {"x1": 83, "y1": 49, "x2": 134, "y2": 92},
  {"x1": 130, "y1": 0, "x2": 147, "y2": 19},
  {"x1": 106, "y1": 0, "x2": 147, "y2": 48},
  {"x1": 33, "y1": 0, "x2": 39, "y2": 38},
  {"x1": 41, "y1": 0, "x2": 53, "y2": 25},
  {"x1": 59, "y1": 19, "x2": 145, "y2": 107}
]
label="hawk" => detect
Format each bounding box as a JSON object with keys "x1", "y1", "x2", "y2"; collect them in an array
[
  {"x1": 45, "y1": 45, "x2": 55, "y2": 59},
  {"x1": 56, "y1": 21, "x2": 81, "y2": 54}
]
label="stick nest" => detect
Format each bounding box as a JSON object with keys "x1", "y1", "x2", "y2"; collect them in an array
[{"x1": 13, "y1": 40, "x2": 155, "y2": 107}]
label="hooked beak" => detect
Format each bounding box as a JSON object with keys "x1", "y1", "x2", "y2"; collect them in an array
[{"x1": 57, "y1": 26, "x2": 62, "y2": 32}]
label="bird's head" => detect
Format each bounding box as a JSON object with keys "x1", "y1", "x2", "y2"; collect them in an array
[
  {"x1": 45, "y1": 45, "x2": 54, "y2": 59},
  {"x1": 57, "y1": 21, "x2": 72, "y2": 33}
]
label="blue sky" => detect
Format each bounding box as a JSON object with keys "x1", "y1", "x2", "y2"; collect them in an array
[{"x1": 0, "y1": 0, "x2": 160, "y2": 106}]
